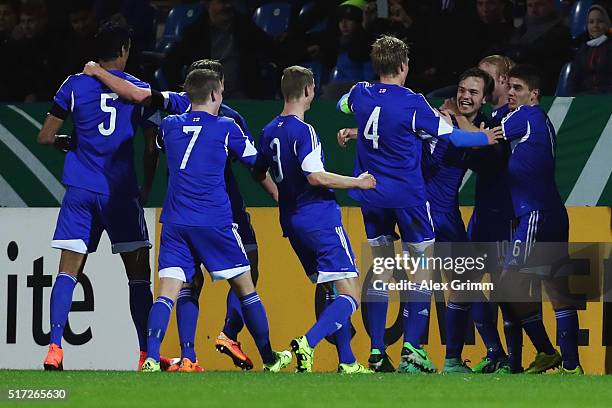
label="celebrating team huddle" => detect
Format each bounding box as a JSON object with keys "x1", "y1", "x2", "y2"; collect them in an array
[{"x1": 38, "y1": 22, "x2": 582, "y2": 375}]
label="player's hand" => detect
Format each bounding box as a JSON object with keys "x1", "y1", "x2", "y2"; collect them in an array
[
  {"x1": 440, "y1": 98, "x2": 459, "y2": 116},
  {"x1": 439, "y1": 110, "x2": 455, "y2": 126},
  {"x1": 356, "y1": 171, "x2": 376, "y2": 190},
  {"x1": 83, "y1": 61, "x2": 101, "y2": 76},
  {"x1": 53, "y1": 134, "x2": 72, "y2": 152},
  {"x1": 337, "y1": 128, "x2": 357, "y2": 147},
  {"x1": 482, "y1": 124, "x2": 504, "y2": 145}
]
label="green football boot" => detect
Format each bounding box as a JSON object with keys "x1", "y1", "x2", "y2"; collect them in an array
[
  {"x1": 397, "y1": 360, "x2": 425, "y2": 374},
  {"x1": 338, "y1": 361, "x2": 374, "y2": 374},
  {"x1": 472, "y1": 356, "x2": 512, "y2": 374},
  {"x1": 290, "y1": 336, "x2": 314, "y2": 372},
  {"x1": 556, "y1": 364, "x2": 584, "y2": 375},
  {"x1": 525, "y1": 351, "x2": 562, "y2": 374},
  {"x1": 140, "y1": 358, "x2": 161, "y2": 372},
  {"x1": 401, "y1": 342, "x2": 437, "y2": 373},
  {"x1": 443, "y1": 358, "x2": 472, "y2": 374},
  {"x1": 263, "y1": 350, "x2": 293, "y2": 372},
  {"x1": 367, "y1": 349, "x2": 395, "y2": 372}
]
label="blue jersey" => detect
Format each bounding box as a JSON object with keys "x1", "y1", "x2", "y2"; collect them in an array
[
  {"x1": 259, "y1": 115, "x2": 341, "y2": 236},
  {"x1": 53, "y1": 71, "x2": 155, "y2": 196},
  {"x1": 159, "y1": 111, "x2": 258, "y2": 227},
  {"x1": 501, "y1": 105, "x2": 563, "y2": 216},
  {"x1": 347, "y1": 82, "x2": 460, "y2": 208},
  {"x1": 468, "y1": 104, "x2": 514, "y2": 219}
]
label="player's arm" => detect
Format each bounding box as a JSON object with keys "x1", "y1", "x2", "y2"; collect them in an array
[
  {"x1": 307, "y1": 171, "x2": 375, "y2": 190},
  {"x1": 37, "y1": 114, "x2": 64, "y2": 145},
  {"x1": 337, "y1": 127, "x2": 358, "y2": 147},
  {"x1": 38, "y1": 77, "x2": 72, "y2": 150},
  {"x1": 141, "y1": 126, "x2": 159, "y2": 205},
  {"x1": 259, "y1": 172, "x2": 279, "y2": 202},
  {"x1": 336, "y1": 85, "x2": 357, "y2": 114},
  {"x1": 84, "y1": 62, "x2": 153, "y2": 103}
]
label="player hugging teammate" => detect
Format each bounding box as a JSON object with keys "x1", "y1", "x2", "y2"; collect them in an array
[{"x1": 38, "y1": 23, "x2": 581, "y2": 375}]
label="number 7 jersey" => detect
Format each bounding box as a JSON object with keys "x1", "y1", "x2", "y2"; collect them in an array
[
  {"x1": 348, "y1": 81, "x2": 456, "y2": 208},
  {"x1": 53, "y1": 71, "x2": 158, "y2": 197}
]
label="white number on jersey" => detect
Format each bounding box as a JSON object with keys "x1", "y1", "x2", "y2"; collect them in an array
[
  {"x1": 98, "y1": 93, "x2": 118, "y2": 136},
  {"x1": 364, "y1": 106, "x2": 381, "y2": 149},
  {"x1": 180, "y1": 126, "x2": 202, "y2": 169},
  {"x1": 270, "y1": 137, "x2": 283, "y2": 182}
]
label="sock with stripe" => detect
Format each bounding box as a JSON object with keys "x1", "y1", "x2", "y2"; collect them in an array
[
  {"x1": 128, "y1": 280, "x2": 153, "y2": 353},
  {"x1": 146, "y1": 296, "x2": 174, "y2": 362},
  {"x1": 240, "y1": 292, "x2": 275, "y2": 365},
  {"x1": 366, "y1": 288, "x2": 388, "y2": 352},
  {"x1": 521, "y1": 312, "x2": 556, "y2": 355},
  {"x1": 176, "y1": 288, "x2": 199, "y2": 361},
  {"x1": 401, "y1": 303, "x2": 410, "y2": 344},
  {"x1": 500, "y1": 305, "x2": 523, "y2": 371},
  {"x1": 326, "y1": 293, "x2": 356, "y2": 365},
  {"x1": 306, "y1": 294, "x2": 358, "y2": 349},
  {"x1": 50, "y1": 273, "x2": 78, "y2": 347},
  {"x1": 472, "y1": 301, "x2": 505, "y2": 359},
  {"x1": 222, "y1": 290, "x2": 244, "y2": 341},
  {"x1": 445, "y1": 302, "x2": 471, "y2": 359},
  {"x1": 405, "y1": 288, "x2": 432, "y2": 348},
  {"x1": 555, "y1": 308, "x2": 580, "y2": 370}
]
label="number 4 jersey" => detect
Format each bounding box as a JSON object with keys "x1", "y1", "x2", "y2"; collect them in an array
[
  {"x1": 52, "y1": 71, "x2": 159, "y2": 197},
  {"x1": 159, "y1": 111, "x2": 258, "y2": 227}
]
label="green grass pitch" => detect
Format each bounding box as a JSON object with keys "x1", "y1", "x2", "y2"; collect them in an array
[{"x1": 2, "y1": 371, "x2": 612, "y2": 407}]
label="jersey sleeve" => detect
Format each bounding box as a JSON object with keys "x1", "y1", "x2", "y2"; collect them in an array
[
  {"x1": 295, "y1": 123, "x2": 325, "y2": 176},
  {"x1": 226, "y1": 120, "x2": 258, "y2": 167},
  {"x1": 500, "y1": 107, "x2": 529, "y2": 141},
  {"x1": 51, "y1": 76, "x2": 74, "y2": 119},
  {"x1": 412, "y1": 94, "x2": 455, "y2": 137},
  {"x1": 160, "y1": 91, "x2": 191, "y2": 114}
]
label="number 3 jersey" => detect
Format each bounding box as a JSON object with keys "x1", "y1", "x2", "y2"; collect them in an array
[
  {"x1": 159, "y1": 111, "x2": 258, "y2": 227},
  {"x1": 259, "y1": 115, "x2": 341, "y2": 236},
  {"x1": 52, "y1": 71, "x2": 158, "y2": 197},
  {"x1": 347, "y1": 81, "x2": 457, "y2": 209}
]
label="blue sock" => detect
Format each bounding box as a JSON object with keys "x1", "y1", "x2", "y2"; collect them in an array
[
  {"x1": 222, "y1": 290, "x2": 244, "y2": 341},
  {"x1": 405, "y1": 288, "x2": 432, "y2": 348},
  {"x1": 240, "y1": 292, "x2": 274, "y2": 365},
  {"x1": 472, "y1": 302, "x2": 505, "y2": 359},
  {"x1": 128, "y1": 280, "x2": 153, "y2": 353},
  {"x1": 555, "y1": 308, "x2": 579, "y2": 370},
  {"x1": 49, "y1": 273, "x2": 77, "y2": 347},
  {"x1": 306, "y1": 294, "x2": 358, "y2": 349},
  {"x1": 521, "y1": 312, "x2": 556, "y2": 355},
  {"x1": 445, "y1": 302, "x2": 471, "y2": 359},
  {"x1": 366, "y1": 288, "x2": 388, "y2": 351},
  {"x1": 176, "y1": 288, "x2": 198, "y2": 361},
  {"x1": 327, "y1": 293, "x2": 356, "y2": 365},
  {"x1": 146, "y1": 296, "x2": 174, "y2": 362},
  {"x1": 500, "y1": 306, "x2": 523, "y2": 371}
]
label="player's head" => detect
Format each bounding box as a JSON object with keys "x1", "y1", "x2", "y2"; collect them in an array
[
  {"x1": 281, "y1": 65, "x2": 315, "y2": 109},
  {"x1": 95, "y1": 21, "x2": 132, "y2": 70},
  {"x1": 587, "y1": 4, "x2": 611, "y2": 39},
  {"x1": 478, "y1": 55, "x2": 515, "y2": 103},
  {"x1": 507, "y1": 65, "x2": 541, "y2": 109},
  {"x1": 370, "y1": 35, "x2": 409, "y2": 82},
  {"x1": 0, "y1": 0, "x2": 20, "y2": 34},
  {"x1": 19, "y1": 0, "x2": 48, "y2": 39},
  {"x1": 68, "y1": 0, "x2": 97, "y2": 38},
  {"x1": 456, "y1": 68, "x2": 493, "y2": 118},
  {"x1": 184, "y1": 68, "x2": 223, "y2": 109},
  {"x1": 526, "y1": 0, "x2": 555, "y2": 18},
  {"x1": 476, "y1": 0, "x2": 506, "y2": 24},
  {"x1": 187, "y1": 59, "x2": 224, "y2": 84}
]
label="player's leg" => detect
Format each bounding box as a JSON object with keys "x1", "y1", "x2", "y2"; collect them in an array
[
  {"x1": 216, "y1": 216, "x2": 258, "y2": 369},
  {"x1": 44, "y1": 187, "x2": 101, "y2": 370},
  {"x1": 142, "y1": 223, "x2": 198, "y2": 372},
  {"x1": 396, "y1": 205, "x2": 436, "y2": 373},
  {"x1": 361, "y1": 206, "x2": 398, "y2": 371},
  {"x1": 172, "y1": 267, "x2": 203, "y2": 371},
  {"x1": 201, "y1": 224, "x2": 290, "y2": 371}
]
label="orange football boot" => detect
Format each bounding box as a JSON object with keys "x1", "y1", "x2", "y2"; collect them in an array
[
  {"x1": 215, "y1": 332, "x2": 253, "y2": 370},
  {"x1": 177, "y1": 357, "x2": 204, "y2": 372},
  {"x1": 43, "y1": 343, "x2": 64, "y2": 371}
]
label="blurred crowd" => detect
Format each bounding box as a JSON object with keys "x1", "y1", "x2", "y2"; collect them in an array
[{"x1": 0, "y1": 0, "x2": 610, "y2": 102}]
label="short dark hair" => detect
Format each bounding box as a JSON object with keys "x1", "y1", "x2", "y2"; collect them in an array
[
  {"x1": 458, "y1": 67, "x2": 494, "y2": 98},
  {"x1": 184, "y1": 69, "x2": 222, "y2": 104},
  {"x1": 281, "y1": 66, "x2": 314, "y2": 102},
  {"x1": 371, "y1": 35, "x2": 409, "y2": 77},
  {"x1": 508, "y1": 64, "x2": 541, "y2": 92},
  {"x1": 187, "y1": 59, "x2": 224, "y2": 81},
  {"x1": 95, "y1": 21, "x2": 132, "y2": 62}
]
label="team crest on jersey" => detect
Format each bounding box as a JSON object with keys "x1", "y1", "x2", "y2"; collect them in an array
[{"x1": 379, "y1": 88, "x2": 387, "y2": 93}]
